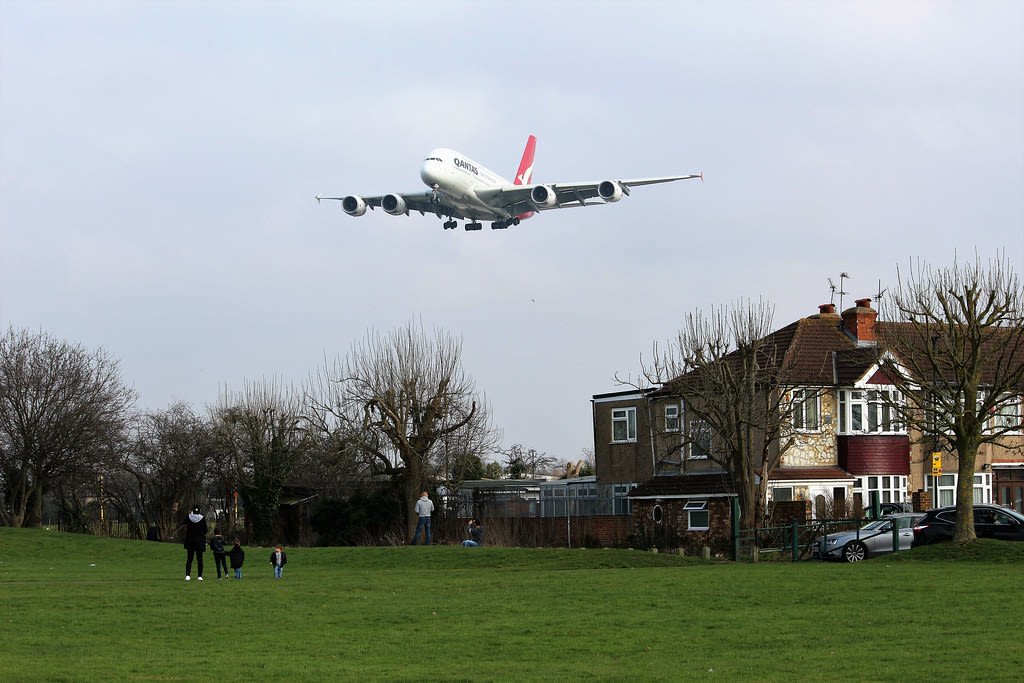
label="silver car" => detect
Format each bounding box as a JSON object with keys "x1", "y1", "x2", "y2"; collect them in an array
[{"x1": 816, "y1": 513, "x2": 925, "y2": 562}]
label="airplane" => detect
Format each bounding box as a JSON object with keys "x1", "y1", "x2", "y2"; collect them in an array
[{"x1": 316, "y1": 135, "x2": 701, "y2": 231}]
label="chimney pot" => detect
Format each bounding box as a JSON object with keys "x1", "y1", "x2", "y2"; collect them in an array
[
  {"x1": 818, "y1": 303, "x2": 836, "y2": 315},
  {"x1": 842, "y1": 297, "x2": 878, "y2": 343}
]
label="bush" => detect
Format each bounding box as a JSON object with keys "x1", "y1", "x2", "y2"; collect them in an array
[{"x1": 309, "y1": 488, "x2": 404, "y2": 546}]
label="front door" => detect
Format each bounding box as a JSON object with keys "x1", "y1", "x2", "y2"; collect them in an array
[{"x1": 994, "y1": 469, "x2": 1024, "y2": 514}]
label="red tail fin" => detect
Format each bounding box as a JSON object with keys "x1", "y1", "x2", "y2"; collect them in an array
[{"x1": 514, "y1": 135, "x2": 536, "y2": 185}]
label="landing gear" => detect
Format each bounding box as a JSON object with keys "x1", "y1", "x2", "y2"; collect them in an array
[
  {"x1": 464, "y1": 222, "x2": 482, "y2": 231},
  {"x1": 491, "y1": 217, "x2": 520, "y2": 229},
  {"x1": 442, "y1": 219, "x2": 457, "y2": 230}
]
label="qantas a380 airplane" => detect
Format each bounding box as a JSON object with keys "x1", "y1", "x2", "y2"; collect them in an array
[{"x1": 316, "y1": 135, "x2": 701, "y2": 231}]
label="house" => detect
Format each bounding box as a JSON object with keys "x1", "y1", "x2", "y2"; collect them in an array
[{"x1": 593, "y1": 297, "x2": 1024, "y2": 547}]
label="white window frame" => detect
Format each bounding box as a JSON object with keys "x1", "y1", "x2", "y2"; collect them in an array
[
  {"x1": 990, "y1": 393, "x2": 1022, "y2": 434},
  {"x1": 611, "y1": 407, "x2": 637, "y2": 443},
  {"x1": 924, "y1": 472, "x2": 992, "y2": 506},
  {"x1": 854, "y1": 475, "x2": 908, "y2": 507},
  {"x1": 791, "y1": 388, "x2": 821, "y2": 432},
  {"x1": 686, "y1": 417, "x2": 711, "y2": 460},
  {"x1": 682, "y1": 404, "x2": 711, "y2": 460},
  {"x1": 684, "y1": 500, "x2": 709, "y2": 530},
  {"x1": 771, "y1": 487, "x2": 793, "y2": 502},
  {"x1": 664, "y1": 404, "x2": 680, "y2": 432},
  {"x1": 837, "y1": 387, "x2": 906, "y2": 435}
]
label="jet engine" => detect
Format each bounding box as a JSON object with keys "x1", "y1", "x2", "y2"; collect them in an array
[
  {"x1": 381, "y1": 193, "x2": 407, "y2": 215},
  {"x1": 530, "y1": 185, "x2": 558, "y2": 209},
  {"x1": 341, "y1": 195, "x2": 368, "y2": 216},
  {"x1": 597, "y1": 180, "x2": 623, "y2": 203}
]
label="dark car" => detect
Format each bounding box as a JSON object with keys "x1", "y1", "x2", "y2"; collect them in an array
[{"x1": 912, "y1": 504, "x2": 1024, "y2": 544}]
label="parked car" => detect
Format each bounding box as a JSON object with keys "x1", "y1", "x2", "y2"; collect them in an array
[
  {"x1": 815, "y1": 513, "x2": 925, "y2": 562},
  {"x1": 862, "y1": 502, "x2": 909, "y2": 520},
  {"x1": 912, "y1": 504, "x2": 1024, "y2": 544}
]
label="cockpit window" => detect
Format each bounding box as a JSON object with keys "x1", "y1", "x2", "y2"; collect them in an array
[{"x1": 424, "y1": 157, "x2": 443, "y2": 162}]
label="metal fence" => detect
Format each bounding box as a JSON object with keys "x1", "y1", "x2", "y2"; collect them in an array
[{"x1": 737, "y1": 518, "x2": 902, "y2": 561}]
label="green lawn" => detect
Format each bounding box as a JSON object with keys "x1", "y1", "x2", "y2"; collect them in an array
[{"x1": 2, "y1": 528, "x2": 1022, "y2": 682}]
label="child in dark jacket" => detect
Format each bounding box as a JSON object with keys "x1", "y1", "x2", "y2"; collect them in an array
[
  {"x1": 269, "y1": 545, "x2": 287, "y2": 579},
  {"x1": 228, "y1": 539, "x2": 245, "y2": 579},
  {"x1": 209, "y1": 529, "x2": 228, "y2": 579}
]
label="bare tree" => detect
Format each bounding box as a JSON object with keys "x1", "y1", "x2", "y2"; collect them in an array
[
  {"x1": 652, "y1": 301, "x2": 806, "y2": 529},
  {"x1": 309, "y1": 320, "x2": 495, "y2": 540},
  {"x1": 104, "y1": 402, "x2": 214, "y2": 541},
  {"x1": 434, "y1": 402, "x2": 501, "y2": 489},
  {"x1": 878, "y1": 253, "x2": 1024, "y2": 542},
  {"x1": 211, "y1": 379, "x2": 308, "y2": 544},
  {"x1": 501, "y1": 443, "x2": 557, "y2": 479},
  {"x1": 0, "y1": 328, "x2": 135, "y2": 527}
]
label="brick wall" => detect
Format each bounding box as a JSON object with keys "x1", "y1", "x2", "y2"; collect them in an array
[
  {"x1": 631, "y1": 498, "x2": 733, "y2": 555},
  {"x1": 768, "y1": 499, "x2": 812, "y2": 524},
  {"x1": 467, "y1": 515, "x2": 633, "y2": 548}
]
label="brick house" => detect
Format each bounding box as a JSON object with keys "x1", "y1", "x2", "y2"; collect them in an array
[{"x1": 592, "y1": 297, "x2": 1024, "y2": 547}]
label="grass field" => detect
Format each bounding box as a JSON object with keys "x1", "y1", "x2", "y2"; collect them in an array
[{"x1": 2, "y1": 528, "x2": 1022, "y2": 682}]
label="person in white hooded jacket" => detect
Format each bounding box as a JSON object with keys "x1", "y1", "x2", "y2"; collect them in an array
[{"x1": 183, "y1": 506, "x2": 208, "y2": 581}]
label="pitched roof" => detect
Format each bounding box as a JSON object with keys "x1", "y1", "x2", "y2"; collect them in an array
[
  {"x1": 661, "y1": 313, "x2": 866, "y2": 390},
  {"x1": 630, "y1": 472, "x2": 736, "y2": 498},
  {"x1": 833, "y1": 347, "x2": 884, "y2": 385},
  {"x1": 768, "y1": 466, "x2": 855, "y2": 481},
  {"x1": 650, "y1": 304, "x2": 1023, "y2": 395}
]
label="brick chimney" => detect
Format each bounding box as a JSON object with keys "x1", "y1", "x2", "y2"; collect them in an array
[
  {"x1": 841, "y1": 297, "x2": 877, "y2": 344},
  {"x1": 818, "y1": 303, "x2": 837, "y2": 315}
]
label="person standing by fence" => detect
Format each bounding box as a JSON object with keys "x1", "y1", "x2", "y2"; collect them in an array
[{"x1": 411, "y1": 491, "x2": 434, "y2": 545}]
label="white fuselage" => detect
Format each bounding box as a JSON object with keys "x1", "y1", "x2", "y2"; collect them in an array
[{"x1": 419, "y1": 148, "x2": 514, "y2": 221}]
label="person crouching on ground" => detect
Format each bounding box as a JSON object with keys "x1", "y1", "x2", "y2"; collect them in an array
[
  {"x1": 183, "y1": 506, "x2": 207, "y2": 581},
  {"x1": 209, "y1": 528, "x2": 228, "y2": 579},
  {"x1": 462, "y1": 519, "x2": 484, "y2": 547},
  {"x1": 269, "y1": 545, "x2": 287, "y2": 579},
  {"x1": 229, "y1": 539, "x2": 245, "y2": 579}
]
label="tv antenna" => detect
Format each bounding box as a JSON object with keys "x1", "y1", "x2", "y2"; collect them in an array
[
  {"x1": 829, "y1": 272, "x2": 850, "y2": 310},
  {"x1": 874, "y1": 279, "x2": 887, "y2": 305}
]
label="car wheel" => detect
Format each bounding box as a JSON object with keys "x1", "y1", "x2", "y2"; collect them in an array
[{"x1": 843, "y1": 541, "x2": 867, "y2": 563}]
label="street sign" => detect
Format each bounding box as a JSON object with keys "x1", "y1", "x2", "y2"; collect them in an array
[{"x1": 931, "y1": 451, "x2": 942, "y2": 476}]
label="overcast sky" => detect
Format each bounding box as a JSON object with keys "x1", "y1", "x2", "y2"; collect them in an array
[{"x1": 2, "y1": 2, "x2": 1022, "y2": 462}]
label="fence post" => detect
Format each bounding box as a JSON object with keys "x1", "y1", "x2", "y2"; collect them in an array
[
  {"x1": 731, "y1": 497, "x2": 740, "y2": 561},
  {"x1": 892, "y1": 522, "x2": 900, "y2": 553},
  {"x1": 791, "y1": 520, "x2": 800, "y2": 561}
]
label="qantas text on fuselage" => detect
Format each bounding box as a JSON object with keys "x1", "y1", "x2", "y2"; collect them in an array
[{"x1": 316, "y1": 135, "x2": 701, "y2": 231}]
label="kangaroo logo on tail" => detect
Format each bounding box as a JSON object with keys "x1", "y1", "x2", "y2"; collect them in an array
[
  {"x1": 514, "y1": 135, "x2": 537, "y2": 221},
  {"x1": 514, "y1": 135, "x2": 537, "y2": 186}
]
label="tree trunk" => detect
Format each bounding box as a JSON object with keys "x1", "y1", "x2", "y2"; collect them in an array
[
  {"x1": 404, "y1": 453, "x2": 425, "y2": 542},
  {"x1": 952, "y1": 437, "x2": 979, "y2": 542},
  {"x1": 28, "y1": 484, "x2": 44, "y2": 527}
]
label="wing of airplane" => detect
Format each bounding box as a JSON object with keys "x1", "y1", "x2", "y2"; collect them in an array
[
  {"x1": 476, "y1": 174, "x2": 702, "y2": 215},
  {"x1": 316, "y1": 192, "x2": 473, "y2": 220}
]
